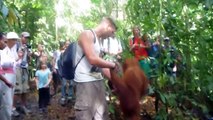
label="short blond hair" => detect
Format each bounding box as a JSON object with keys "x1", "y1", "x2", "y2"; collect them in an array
[
  {"x1": 102, "y1": 17, "x2": 118, "y2": 30},
  {"x1": 132, "y1": 26, "x2": 140, "y2": 32}
]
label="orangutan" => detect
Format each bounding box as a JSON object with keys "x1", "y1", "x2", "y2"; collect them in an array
[{"x1": 110, "y1": 58, "x2": 148, "y2": 120}]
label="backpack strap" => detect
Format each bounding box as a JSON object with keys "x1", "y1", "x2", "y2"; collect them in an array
[
  {"x1": 74, "y1": 52, "x2": 84, "y2": 69},
  {"x1": 90, "y1": 29, "x2": 96, "y2": 43},
  {"x1": 16, "y1": 42, "x2": 20, "y2": 52},
  {"x1": 107, "y1": 38, "x2": 110, "y2": 53},
  {"x1": 74, "y1": 29, "x2": 96, "y2": 69}
]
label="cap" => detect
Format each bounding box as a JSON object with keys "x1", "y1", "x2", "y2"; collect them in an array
[
  {"x1": 6, "y1": 32, "x2": 20, "y2": 40},
  {"x1": 21, "y1": 32, "x2": 30, "y2": 38},
  {"x1": 164, "y1": 37, "x2": 170, "y2": 41}
]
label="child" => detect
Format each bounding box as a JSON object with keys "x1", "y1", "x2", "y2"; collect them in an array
[{"x1": 35, "y1": 61, "x2": 52, "y2": 113}]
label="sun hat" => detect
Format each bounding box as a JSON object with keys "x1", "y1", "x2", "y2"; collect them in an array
[
  {"x1": 6, "y1": 32, "x2": 20, "y2": 40},
  {"x1": 21, "y1": 32, "x2": 30, "y2": 38}
]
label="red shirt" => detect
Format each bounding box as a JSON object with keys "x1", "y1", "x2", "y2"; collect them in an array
[{"x1": 130, "y1": 37, "x2": 148, "y2": 60}]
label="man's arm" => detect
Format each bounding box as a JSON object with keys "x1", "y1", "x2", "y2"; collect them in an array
[
  {"x1": 102, "y1": 68, "x2": 111, "y2": 80},
  {"x1": 79, "y1": 30, "x2": 115, "y2": 69},
  {"x1": 0, "y1": 75, "x2": 13, "y2": 88}
]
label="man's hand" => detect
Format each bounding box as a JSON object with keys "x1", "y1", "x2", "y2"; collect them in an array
[
  {"x1": 111, "y1": 62, "x2": 121, "y2": 73},
  {"x1": 130, "y1": 44, "x2": 138, "y2": 50},
  {"x1": 132, "y1": 44, "x2": 138, "y2": 48},
  {"x1": 139, "y1": 44, "x2": 146, "y2": 48}
]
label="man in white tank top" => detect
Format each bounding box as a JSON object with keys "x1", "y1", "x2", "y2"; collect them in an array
[{"x1": 74, "y1": 17, "x2": 117, "y2": 120}]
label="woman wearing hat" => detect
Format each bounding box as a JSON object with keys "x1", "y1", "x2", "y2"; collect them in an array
[
  {"x1": 0, "y1": 32, "x2": 14, "y2": 105},
  {"x1": 0, "y1": 32, "x2": 20, "y2": 119}
]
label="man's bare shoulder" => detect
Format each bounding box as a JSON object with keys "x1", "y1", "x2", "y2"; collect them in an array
[{"x1": 79, "y1": 30, "x2": 94, "y2": 43}]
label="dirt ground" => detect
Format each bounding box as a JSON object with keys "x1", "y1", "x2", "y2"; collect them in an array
[
  {"x1": 12, "y1": 87, "x2": 156, "y2": 120},
  {"x1": 12, "y1": 88, "x2": 75, "y2": 120}
]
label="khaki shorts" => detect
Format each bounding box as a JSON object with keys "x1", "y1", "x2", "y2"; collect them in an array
[
  {"x1": 15, "y1": 68, "x2": 30, "y2": 94},
  {"x1": 74, "y1": 80, "x2": 109, "y2": 120}
]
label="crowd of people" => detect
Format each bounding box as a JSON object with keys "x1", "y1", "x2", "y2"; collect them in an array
[
  {"x1": 0, "y1": 31, "x2": 33, "y2": 119},
  {"x1": 0, "y1": 17, "x2": 182, "y2": 120},
  {"x1": 129, "y1": 26, "x2": 182, "y2": 81}
]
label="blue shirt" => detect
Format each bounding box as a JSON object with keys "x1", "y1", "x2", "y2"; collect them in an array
[{"x1": 35, "y1": 68, "x2": 51, "y2": 89}]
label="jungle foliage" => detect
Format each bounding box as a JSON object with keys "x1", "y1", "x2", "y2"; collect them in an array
[
  {"x1": 1, "y1": 0, "x2": 213, "y2": 119},
  {"x1": 125, "y1": 0, "x2": 213, "y2": 119}
]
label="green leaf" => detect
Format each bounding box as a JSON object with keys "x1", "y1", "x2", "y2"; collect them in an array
[
  {"x1": 91, "y1": 0, "x2": 101, "y2": 5},
  {"x1": 108, "y1": 103, "x2": 115, "y2": 114},
  {"x1": 158, "y1": 92, "x2": 166, "y2": 104}
]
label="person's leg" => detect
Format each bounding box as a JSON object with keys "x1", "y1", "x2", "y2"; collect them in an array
[
  {"x1": 52, "y1": 72, "x2": 57, "y2": 95},
  {"x1": 12, "y1": 94, "x2": 20, "y2": 116},
  {"x1": 19, "y1": 69, "x2": 31, "y2": 114},
  {"x1": 1, "y1": 73, "x2": 16, "y2": 120},
  {"x1": 44, "y1": 87, "x2": 50, "y2": 113},
  {"x1": 74, "y1": 81, "x2": 108, "y2": 120},
  {"x1": 61, "y1": 78, "x2": 67, "y2": 98},
  {"x1": 13, "y1": 68, "x2": 22, "y2": 116},
  {"x1": 38, "y1": 88, "x2": 43, "y2": 109},
  {"x1": 21, "y1": 93, "x2": 32, "y2": 114},
  {"x1": 21, "y1": 93, "x2": 27, "y2": 107},
  {"x1": 13, "y1": 94, "x2": 20, "y2": 106},
  {"x1": 60, "y1": 78, "x2": 67, "y2": 105},
  {"x1": 1, "y1": 89, "x2": 13, "y2": 120},
  {"x1": 0, "y1": 82, "x2": 4, "y2": 119},
  {"x1": 0, "y1": 81, "x2": 13, "y2": 120},
  {"x1": 74, "y1": 82, "x2": 93, "y2": 120},
  {"x1": 52, "y1": 69, "x2": 61, "y2": 95},
  {"x1": 21, "y1": 69, "x2": 29, "y2": 106},
  {"x1": 67, "y1": 80, "x2": 73, "y2": 100},
  {"x1": 43, "y1": 87, "x2": 50, "y2": 108},
  {"x1": 93, "y1": 81, "x2": 108, "y2": 120}
]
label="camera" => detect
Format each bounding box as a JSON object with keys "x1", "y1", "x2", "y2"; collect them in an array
[
  {"x1": 90, "y1": 66, "x2": 101, "y2": 72},
  {"x1": 27, "y1": 44, "x2": 31, "y2": 49}
]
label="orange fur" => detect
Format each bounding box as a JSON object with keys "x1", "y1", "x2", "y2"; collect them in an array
[{"x1": 110, "y1": 58, "x2": 148, "y2": 120}]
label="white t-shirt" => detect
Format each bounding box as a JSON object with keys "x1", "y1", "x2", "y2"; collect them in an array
[
  {"x1": 0, "y1": 45, "x2": 18, "y2": 74},
  {"x1": 53, "y1": 50, "x2": 61, "y2": 69},
  {"x1": 102, "y1": 37, "x2": 122, "y2": 55}
]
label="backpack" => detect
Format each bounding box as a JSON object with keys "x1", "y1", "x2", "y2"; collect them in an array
[
  {"x1": 58, "y1": 29, "x2": 96, "y2": 80},
  {"x1": 57, "y1": 42, "x2": 83, "y2": 80},
  {"x1": 147, "y1": 43, "x2": 160, "y2": 58}
]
